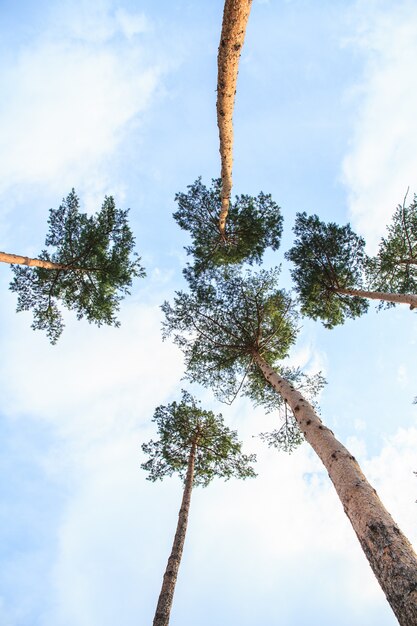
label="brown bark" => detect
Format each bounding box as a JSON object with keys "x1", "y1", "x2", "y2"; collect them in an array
[
  {"x1": 253, "y1": 351, "x2": 417, "y2": 626},
  {"x1": 336, "y1": 286, "x2": 417, "y2": 309},
  {"x1": 217, "y1": 0, "x2": 252, "y2": 236},
  {"x1": 0, "y1": 251, "x2": 71, "y2": 271},
  {"x1": 153, "y1": 439, "x2": 197, "y2": 626}
]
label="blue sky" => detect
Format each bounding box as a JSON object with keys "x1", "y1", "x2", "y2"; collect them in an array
[{"x1": 0, "y1": 1, "x2": 417, "y2": 624}]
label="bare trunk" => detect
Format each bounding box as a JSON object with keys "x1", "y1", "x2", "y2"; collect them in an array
[
  {"x1": 0, "y1": 251, "x2": 71, "y2": 271},
  {"x1": 253, "y1": 351, "x2": 417, "y2": 626},
  {"x1": 217, "y1": 0, "x2": 252, "y2": 236},
  {"x1": 153, "y1": 440, "x2": 197, "y2": 626},
  {"x1": 337, "y1": 286, "x2": 417, "y2": 309}
]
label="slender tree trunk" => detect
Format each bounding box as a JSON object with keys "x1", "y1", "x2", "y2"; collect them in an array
[
  {"x1": 253, "y1": 351, "x2": 417, "y2": 626},
  {"x1": 0, "y1": 251, "x2": 70, "y2": 270},
  {"x1": 153, "y1": 439, "x2": 197, "y2": 626},
  {"x1": 217, "y1": 0, "x2": 252, "y2": 237},
  {"x1": 337, "y1": 286, "x2": 417, "y2": 309}
]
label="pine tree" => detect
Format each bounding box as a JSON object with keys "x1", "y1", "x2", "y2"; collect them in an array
[
  {"x1": 367, "y1": 194, "x2": 417, "y2": 298},
  {"x1": 142, "y1": 390, "x2": 256, "y2": 626},
  {"x1": 3, "y1": 189, "x2": 144, "y2": 343},
  {"x1": 162, "y1": 267, "x2": 417, "y2": 626},
  {"x1": 173, "y1": 177, "x2": 283, "y2": 286},
  {"x1": 285, "y1": 212, "x2": 417, "y2": 329}
]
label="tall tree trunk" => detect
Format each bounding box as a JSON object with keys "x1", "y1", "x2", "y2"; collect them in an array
[
  {"x1": 217, "y1": 0, "x2": 252, "y2": 237},
  {"x1": 253, "y1": 351, "x2": 417, "y2": 626},
  {"x1": 153, "y1": 439, "x2": 197, "y2": 626},
  {"x1": 336, "y1": 286, "x2": 417, "y2": 309},
  {"x1": 0, "y1": 251, "x2": 70, "y2": 270}
]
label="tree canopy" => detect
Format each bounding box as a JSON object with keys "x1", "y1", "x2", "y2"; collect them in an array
[
  {"x1": 141, "y1": 389, "x2": 256, "y2": 487},
  {"x1": 9, "y1": 189, "x2": 145, "y2": 343},
  {"x1": 173, "y1": 178, "x2": 283, "y2": 286},
  {"x1": 162, "y1": 267, "x2": 324, "y2": 451},
  {"x1": 285, "y1": 212, "x2": 369, "y2": 327},
  {"x1": 367, "y1": 194, "x2": 417, "y2": 296}
]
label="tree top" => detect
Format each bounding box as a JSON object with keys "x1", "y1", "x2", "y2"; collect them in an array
[
  {"x1": 285, "y1": 212, "x2": 369, "y2": 327},
  {"x1": 10, "y1": 189, "x2": 145, "y2": 343},
  {"x1": 141, "y1": 390, "x2": 256, "y2": 487}
]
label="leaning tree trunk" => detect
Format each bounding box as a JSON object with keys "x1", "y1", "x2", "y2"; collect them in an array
[
  {"x1": 253, "y1": 351, "x2": 417, "y2": 626},
  {"x1": 0, "y1": 251, "x2": 70, "y2": 270},
  {"x1": 153, "y1": 439, "x2": 197, "y2": 626},
  {"x1": 217, "y1": 0, "x2": 252, "y2": 237},
  {"x1": 336, "y1": 286, "x2": 417, "y2": 309}
]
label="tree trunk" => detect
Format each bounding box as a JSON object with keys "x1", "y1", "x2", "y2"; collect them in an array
[
  {"x1": 217, "y1": 0, "x2": 252, "y2": 236},
  {"x1": 253, "y1": 351, "x2": 417, "y2": 626},
  {"x1": 336, "y1": 286, "x2": 417, "y2": 309},
  {"x1": 0, "y1": 251, "x2": 71, "y2": 271},
  {"x1": 153, "y1": 439, "x2": 197, "y2": 626}
]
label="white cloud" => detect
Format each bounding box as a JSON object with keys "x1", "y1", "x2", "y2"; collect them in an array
[
  {"x1": 342, "y1": 1, "x2": 417, "y2": 250},
  {"x1": 0, "y1": 4, "x2": 162, "y2": 203},
  {"x1": 0, "y1": 300, "x2": 183, "y2": 444},
  {"x1": 397, "y1": 364, "x2": 408, "y2": 387},
  {"x1": 115, "y1": 9, "x2": 149, "y2": 40}
]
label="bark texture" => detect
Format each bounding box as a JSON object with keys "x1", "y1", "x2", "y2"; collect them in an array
[
  {"x1": 153, "y1": 440, "x2": 197, "y2": 626},
  {"x1": 337, "y1": 286, "x2": 417, "y2": 309},
  {"x1": 253, "y1": 351, "x2": 417, "y2": 626},
  {"x1": 217, "y1": 0, "x2": 252, "y2": 236},
  {"x1": 0, "y1": 251, "x2": 70, "y2": 270}
]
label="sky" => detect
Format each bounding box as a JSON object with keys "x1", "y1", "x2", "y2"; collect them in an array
[{"x1": 0, "y1": 1, "x2": 417, "y2": 624}]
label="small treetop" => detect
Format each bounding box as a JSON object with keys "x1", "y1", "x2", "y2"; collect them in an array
[
  {"x1": 367, "y1": 194, "x2": 417, "y2": 296},
  {"x1": 173, "y1": 177, "x2": 283, "y2": 286},
  {"x1": 141, "y1": 390, "x2": 256, "y2": 487},
  {"x1": 10, "y1": 189, "x2": 145, "y2": 343},
  {"x1": 285, "y1": 212, "x2": 369, "y2": 328}
]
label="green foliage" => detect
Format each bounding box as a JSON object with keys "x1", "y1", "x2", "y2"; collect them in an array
[
  {"x1": 162, "y1": 266, "x2": 298, "y2": 404},
  {"x1": 366, "y1": 195, "x2": 417, "y2": 298},
  {"x1": 162, "y1": 267, "x2": 324, "y2": 453},
  {"x1": 173, "y1": 177, "x2": 283, "y2": 285},
  {"x1": 141, "y1": 390, "x2": 256, "y2": 487},
  {"x1": 10, "y1": 189, "x2": 145, "y2": 343},
  {"x1": 286, "y1": 212, "x2": 369, "y2": 328}
]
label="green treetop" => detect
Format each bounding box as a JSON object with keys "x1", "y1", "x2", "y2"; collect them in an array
[
  {"x1": 162, "y1": 267, "x2": 323, "y2": 451},
  {"x1": 285, "y1": 212, "x2": 369, "y2": 328},
  {"x1": 285, "y1": 211, "x2": 417, "y2": 329},
  {"x1": 173, "y1": 177, "x2": 283, "y2": 287},
  {"x1": 367, "y1": 194, "x2": 417, "y2": 296},
  {"x1": 142, "y1": 389, "x2": 256, "y2": 487},
  {"x1": 6, "y1": 189, "x2": 145, "y2": 343}
]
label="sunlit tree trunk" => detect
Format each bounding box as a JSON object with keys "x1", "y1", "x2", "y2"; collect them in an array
[
  {"x1": 0, "y1": 251, "x2": 69, "y2": 270},
  {"x1": 336, "y1": 286, "x2": 417, "y2": 309},
  {"x1": 253, "y1": 351, "x2": 417, "y2": 626},
  {"x1": 217, "y1": 0, "x2": 252, "y2": 236},
  {"x1": 153, "y1": 438, "x2": 197, "y2": 626}
]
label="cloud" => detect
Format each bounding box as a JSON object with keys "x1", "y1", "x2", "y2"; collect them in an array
[
  {"x1": 0, "y1": 3, "x2": 162, "y2": 202},
  {"x1": 342, "y1": 1, "x2": 417, "y2": 250}
]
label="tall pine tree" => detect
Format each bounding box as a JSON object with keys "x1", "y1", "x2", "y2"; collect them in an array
[{"x1": 142, "y1": 390, "x2": 256, "y2": 626}]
